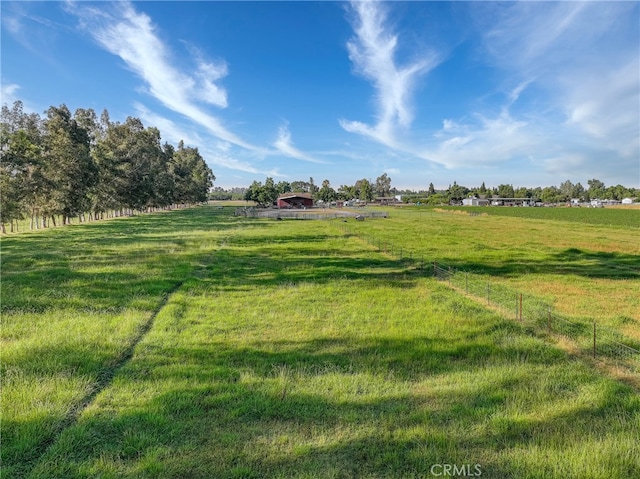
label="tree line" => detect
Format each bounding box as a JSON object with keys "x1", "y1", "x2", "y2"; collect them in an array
[
  {"x1": 242, "y1": 174, "x2": 393, "y2": 207},
  {"x1": 411, "y1": 179, "x2": 638, "y2": 205},
  {"x1": 236, "y1": 173, "x2": 637, "y2": 207},
  {"x1": 1, "y1": 101, "x2": 214, "y2": 233}
]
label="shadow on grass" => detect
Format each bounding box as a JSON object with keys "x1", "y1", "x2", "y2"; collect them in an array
[
  {"x1": 22, "y1": 332, "x2": 640, "y2": 479},
  {"x1": 0, "y1": 208, "x2": 269, "y2": 314},
  {"x1": 443, "y1": 247, "x2": 640, "y2": 280},
  {"x1": 6, "y1": 207, "x2": 639, "y2": 478},
  {"x1": 2, "y1": 206, "x2": 421, "y2": 477}
]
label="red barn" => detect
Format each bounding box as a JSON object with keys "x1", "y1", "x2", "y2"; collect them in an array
[{"x1": 277, "y1": 192, "x2": 314, "y2": 209}]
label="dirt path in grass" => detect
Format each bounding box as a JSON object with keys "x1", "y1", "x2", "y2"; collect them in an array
[{"x1": 20, "y1": 280, "x2": 185, "y2": 477}]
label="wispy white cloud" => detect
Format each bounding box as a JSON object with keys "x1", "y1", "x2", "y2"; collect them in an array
[
  {"x1": 1, "y1": 83, "x2": 21, "y2": 106},
  {"x1": 273, "y1": 123, "x2": 326, "y2": 164},
  {"x1": 134, "y1": 102, "x2": 273, "y2": 175},
  {"x1": 2, "y1": 2, "x2": 72, "y2": 70},
  {"x1": 340, "y1": 0, "x2": 439, "y2": 148},
  {"x1": 67, "y1": 0, "x2": 259, "y2": 152},
  {"x1": 421, "y1": 1, "x2": 639, "y2": 182},
  {"x1": 423, "y1": 110, "x2": 537, "y2": 169},
  {"x1": 562, "y1": 57, "x2": 639, "y2": 159}
]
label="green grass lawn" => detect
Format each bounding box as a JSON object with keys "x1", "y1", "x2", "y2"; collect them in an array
[
  {"x1": 344, "y1": 207, "x2": 640, "y2": 336},
  {"x1": 2, "y1": 206, "x2": 639, "y2": 478}
]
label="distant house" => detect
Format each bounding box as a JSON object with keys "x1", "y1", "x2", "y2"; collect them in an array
[
  {"x1": 621, "y1": 198, "x2": 634, "y2": 205},
  {"x1": 486, "y1": 197, "x2": 536, "y2": 207},
  {"x1": 277, "y1": 192, "x2": 314, "y2": 209},
  {"x1": 374, "y1": 196, "x2": 399, "y2": 205},
  {"x1": 462, "y1": 197, "x2": 490, "y2": 206}
]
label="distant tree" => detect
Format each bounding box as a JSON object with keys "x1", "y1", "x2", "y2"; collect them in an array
[
  {"x1": 276, "y1": 181, "x2": 291, "y2": 194},
  {"x1": 587, "y1": 179, "x2": 605, "y2": 200},
  {"x1": 355, "y1": 178, "x2": 374, "y2": 202},
  {"x1": 171, "y1": 141, "x2": 214, "y2": 205},
  {"x1": 244, "y1": 180, "x2": 263, "y2": 204},
  {"x1": 604, "y1": 184, "x2": 633, "y2": 201},
  {"x1": 244, "y1": 177, "x2": 277, "y2": 207},
  {"x1": 428, "y1": 182, "x2": 436, "y2": 196},
  {"x1": 426, "y1": 193, "x2": 447, "y2": 205},
  {"x1": 209, "y1": 187, "x2": 233, "y2": 201},
  {"x1": 261, "y1": 177, "x2": 278, "y2": 206},
  {"x1": 375, "y1": 173, "x2": 392, "y2": 197},
  {"x1": 496, "y1": 184, "x2": 515, "y2": 198},
  {"x1": 290, "y1": 180, "x2": 309, "y2": 193},
  {"x1": 559, "y1": 180, "x2": 574, "y2": 200},
  {"x1": 540, "y1": 186, "x2": 562, "y2": 203},
  {"x1": 337, "y1": 184, "x2": 357, "y2": 200},
  {"x1": 318, "y1": 179, "x2": 337, "y2": 203},
  {"x1": 448, "y1": 181, "x2": 468, "y2": 202},
  {"x1": 93, "y1": 117, "x2": 166, "y2": 212},
  {"x1": 571, "y1": 182, "x2": 585, "y2": 201},
  {"x1": 309, "y1": 177, "x2": 318, "y2": 198}
]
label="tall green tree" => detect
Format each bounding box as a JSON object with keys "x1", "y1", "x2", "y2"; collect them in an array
[
  {"x1": 308, "y1": 177, "x2": 318, "y2": 198},
  {"x1": 41, "y1": 105, "x2": 97, "y2": 223},
  {"x1": 276, "y1": 181, "x2": 291, "y2": 194},
  {"x1": 448, "y1": 181, "x2": 468, "y2": 202},
  {"x1": 244, "y1": 180, "x2": 263, "y2": 205},
  {"x1": 318, "y1": 179, "x2": 337, "y2": 203},
  {"x1": 497, "y1": 184, "x2": 515, "y2": 198},
  {"x1": 1, "y1": 101, "x2": 45, "y2": 230},
  {"x1": 375, "y1": 173, "x2": 392, "y2": 197},
  {"x1": 243, "y1": 177, "x2": 277, "y2": 207},
  {"x1": 290, "y1": 180, "x2": 309, "y2": 193},
  {"x1": 355, "y1": 178, "x2": 374, "y2": 202},
  {"x1": 171, "y1": 141, "x2": 214, "y2": 205},
  {"x1": 587, "y1": 179, "x2": 605, "y2": 200},
  {"x1": 337, "y1": 184, "x2": 357, "y2": 200},
  {"x1": 96, "y1": 117, "x2": 165, "y2": 211}
]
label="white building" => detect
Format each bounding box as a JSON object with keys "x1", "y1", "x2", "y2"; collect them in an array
[{"x1": 462, "y1": 197, "x2": 490, "y2": 206}]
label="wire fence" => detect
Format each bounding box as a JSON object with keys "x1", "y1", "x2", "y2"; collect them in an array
[
  {"x1": 337, "y1": 220, "x2": 640, "y2": 373},
  {"x1": 235, "y1": 207, "x2": 388, "y2": 220}
]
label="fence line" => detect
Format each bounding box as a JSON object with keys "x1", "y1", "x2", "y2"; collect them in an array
[
  {"x1": 336, "y1": 220, "x2": 639, "y2": 372},
  {"x1": 235, "y1": 208, "x2": 388, "y2": 220}
]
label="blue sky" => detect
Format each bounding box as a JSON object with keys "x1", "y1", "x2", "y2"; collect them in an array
[{"x1": 2, "y1": 1, "x2": 639, "y2": 190}]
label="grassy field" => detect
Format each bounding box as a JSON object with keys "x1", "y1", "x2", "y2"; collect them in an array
[
  {"x1": 346, "y1": 207, "x2": 640, "y2": 337},
  {"x1": 2, "y1": 205, "x2": 639, "y2": 478},
  {"x1": 440, "y1": 205, "x2": 640, "y2": 228}
]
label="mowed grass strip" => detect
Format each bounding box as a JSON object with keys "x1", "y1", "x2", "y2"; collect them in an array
[
  {"x1": 344, "y1": 208, "x2": 640, "y2": 334},
  {"x1": 0, "y1": 206, "x2": 243, "y2": 478},
  {"x1": 26, "y1": 218, "x2": 640, "y2": 479}
]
